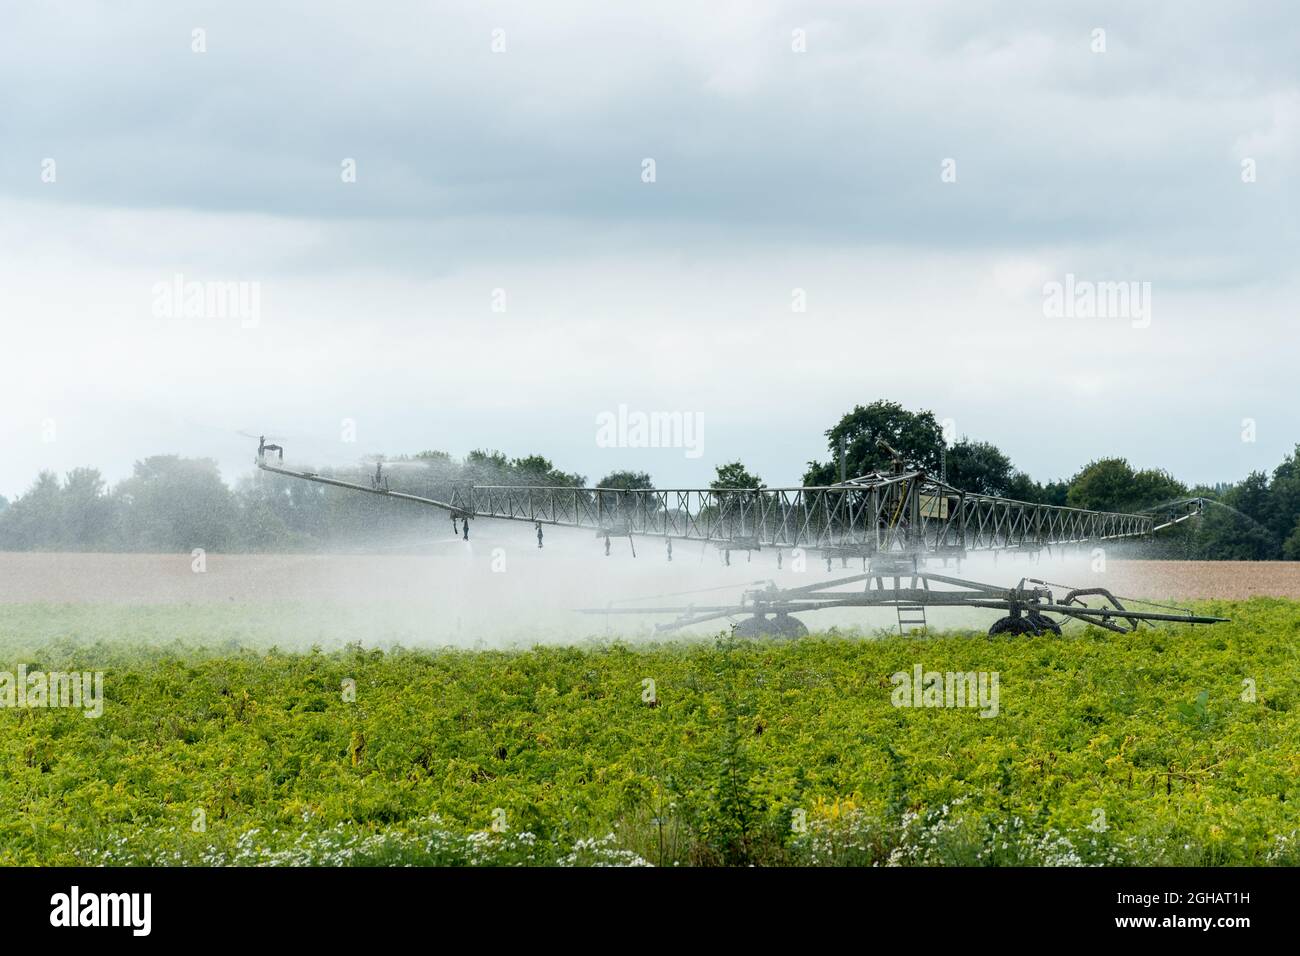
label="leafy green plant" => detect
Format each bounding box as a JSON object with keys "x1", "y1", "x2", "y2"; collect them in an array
[
  {"x1": 1174, "y1": 690, "x2": 1214, "y2": 730},
  {"x1": 0, "y1": 599, "x2": 1297, "y2": 866}
]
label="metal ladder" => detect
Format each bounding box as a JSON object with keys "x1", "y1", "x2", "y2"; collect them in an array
[
  {"x1": 896, "y1": 603, "x2": 928, "y2": 635},
  {"x1": 895, "y1": 575, "x2": 928, "y2": 634}
]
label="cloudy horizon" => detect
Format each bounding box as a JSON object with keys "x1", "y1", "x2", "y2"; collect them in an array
[{"x1": 2, "y1": 0, "x2": 1297, "y2": 500}]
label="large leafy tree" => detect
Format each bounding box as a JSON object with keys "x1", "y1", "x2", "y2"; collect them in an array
[
  {"x1": 1190, "y1": 493, "x2": 1278, "y2": 559},
  {"x1": 59, "y1": 467, "x2": 116, "y2": 550},
  {"x1": 233, "y1": 470, "x2": 320, "y2": 549},
  {"x1": 1223, "y1": 472, "x2": 1272, "y2": 529},
  {"x1": 1066, "y1": 458, "x2": 1186, "y2": 513},
  {"x1": 1001, "y1": 474, "x2": 1068, "y2": 505},
  {"x1": 114, "y1": 456, "x2": 239, "y2": 552},
  {"x1": 1264, "y1": 446, "x2": 1300, "y2": 543},
  {"x1": 1191, "y1": 473, "x2": 1281, "y2": 558},
  {"x1": 1038, "y1": 479, "x2": 1070, "y2": 506},
  {"x1": 511, "y1": 454, "x2": 585, "y2": 488},
  {"x1": 1283, "y1": 517, "x2": 1300, "y2": 560},
  {"x1": 0, "y1": 471, "x2": 63, "y2": 549},
  {"x1": 803, "y1": 401, "x2": 945, "y2": 485},
  {"x1": 412, "y1": 450, "x2": 452, "y2": 463},
  {"x1": 945, "y1": 439, "x2": 1015, "y2": 495},
  {"x1": 598, "y1": 470, "x2": 654, "y2": 490},
  {"x1": 463, "y1": 450, "x2": 584, "y2": 487},
  {"x1": 711, "y1": 461, "x2": 764, "y2": 490}
]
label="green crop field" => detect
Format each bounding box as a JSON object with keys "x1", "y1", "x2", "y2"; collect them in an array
[{"x1": 1, "y1": 598, "x2": 1298, "y2": 867}]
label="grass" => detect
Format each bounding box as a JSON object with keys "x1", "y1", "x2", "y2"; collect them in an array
[{"x1": 0, "y1": 597, "x2": 1297, "y2": 866}]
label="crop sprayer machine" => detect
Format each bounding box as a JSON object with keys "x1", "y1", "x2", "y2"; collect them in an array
[{"x1": 255, "y1": 437, "x2": 1226, "y2": 637}]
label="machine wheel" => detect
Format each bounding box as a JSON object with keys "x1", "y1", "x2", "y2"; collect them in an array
[
  {"x1": 735, "y1": 614, "x2": 807, "y2": 639},
  {"x1": 1026, "y1": 611, "x2": 1062, "y2": 636},
  {"x1": 989, "y1": 612, "x2": 1061, "y2": 637},
  {"x1": 772, "y1": 613, "x2": 808, "y2": 638},
  {"x1": 988, "y1": 615, "x2": 1036, "y2": 637},
  {"x1": 733, "y1": 616, "x2": 769, "y2": 638}
]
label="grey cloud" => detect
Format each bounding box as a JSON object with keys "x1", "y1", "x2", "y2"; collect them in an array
[{"x1": 1, "y1": 0, "x2": 1294, "y2": 271}]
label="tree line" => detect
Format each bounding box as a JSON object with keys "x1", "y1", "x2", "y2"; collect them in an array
[{"x1": 1, "y1": 400, "x2": 1296, "y2": 558}]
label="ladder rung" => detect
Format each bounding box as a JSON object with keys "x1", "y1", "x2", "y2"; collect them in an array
[{"x1": 897, "y1": 603, "x2": 927, "y2": 632}]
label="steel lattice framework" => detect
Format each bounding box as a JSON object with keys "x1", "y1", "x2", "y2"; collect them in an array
[
  {"x1": 254, "y1": 442, "x2": 1219, "y2": 637},
  {"x1": 257, "y1": 460, "x2": 1163, "y2": 558}
]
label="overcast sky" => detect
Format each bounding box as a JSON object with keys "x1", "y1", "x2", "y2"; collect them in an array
[{"x1": 1, "y1": 0, "x2": 1296, "y2": 499}]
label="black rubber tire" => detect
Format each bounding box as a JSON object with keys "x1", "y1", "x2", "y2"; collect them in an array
[
  {"x1": 733, "y1": 616, "x2": 774, "y2": 638},
  {"x1": 989, "y1": 615, "x2": 1035, "y2": 637},
  {"x1": 735, "y1": 614, "x2": 808, "y2": 639},
  {"x1": 1026, "y1": 611, "x2": 1062, "y2": 636},
  {"x1": 773, "y1": 614, "x2": 809, "y2": 638}
]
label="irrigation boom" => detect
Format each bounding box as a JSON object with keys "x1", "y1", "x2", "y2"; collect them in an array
[{"x1": 255, "y1": 438, "x2": 1223, "y2": 637}]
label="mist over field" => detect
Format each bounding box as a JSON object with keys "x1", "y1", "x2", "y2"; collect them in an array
[{"x1": 1, "y1": 519, "x2": 1287, "y2": 649}]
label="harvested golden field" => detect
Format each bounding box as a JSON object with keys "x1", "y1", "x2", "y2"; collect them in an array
[{"x1": 1097, "y1": 561, "x2": 1300, "y2": 601}]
